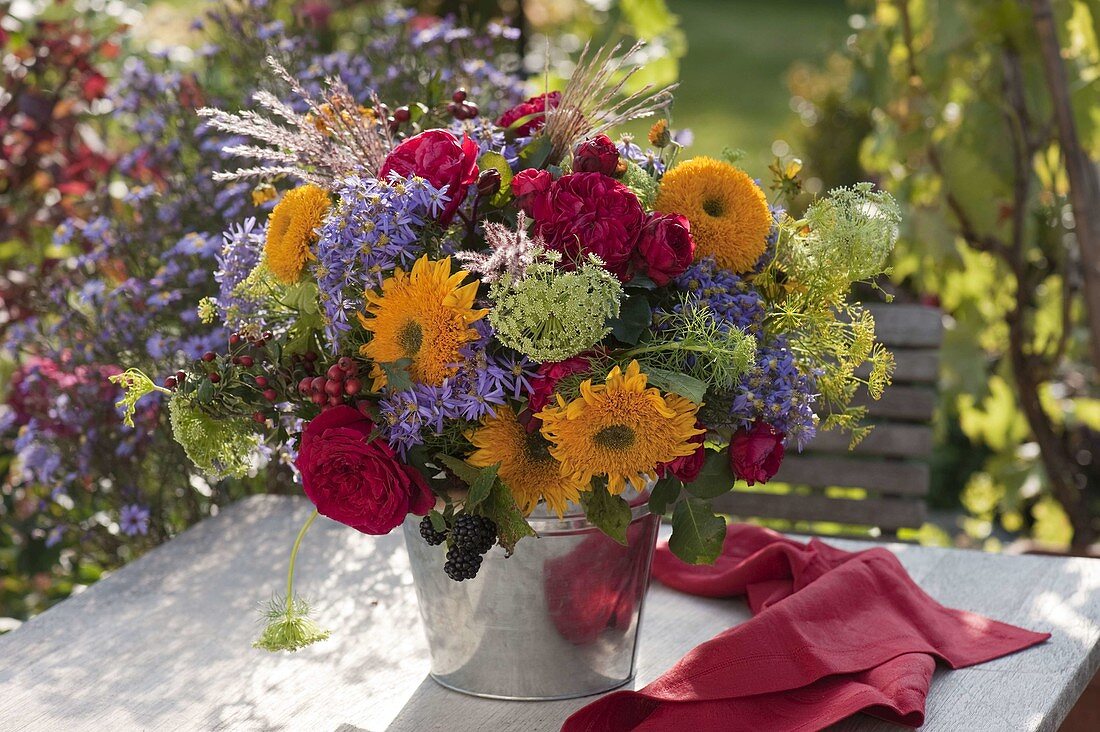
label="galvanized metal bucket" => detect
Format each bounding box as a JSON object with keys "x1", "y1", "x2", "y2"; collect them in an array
[{"x1": 402, "y1": 493, "x2": 659, "y2": 700}]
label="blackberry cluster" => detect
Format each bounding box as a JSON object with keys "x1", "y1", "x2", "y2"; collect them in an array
[
  {"x1": 444, "y1": 546, "x2": 482, "y2": 581},
  {"x1": 418, "y1": 516, "x2": 446, "y2": 546},
  {"x1": 442, "y1": 513, "x2": 498, "y2": 582},
  {"x1": 452, "y1": 514, "x2": 496, "y2": 554}
]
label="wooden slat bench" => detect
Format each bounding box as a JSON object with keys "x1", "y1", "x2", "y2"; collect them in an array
[
  {"x1": 1, "y1": 495, "x2": 1098, "y2": 731},
  {"x1": 712, "y1": 303, "x2": 943, "y2": 536}
]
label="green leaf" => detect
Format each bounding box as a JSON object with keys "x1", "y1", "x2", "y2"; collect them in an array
[
  {"x1": 609, "y1": 293, "x2": 652, "y2": 345},
  {"x1": 466, "y1": 463, "x2": 498, "y2": 510},
  {"x1": 517, "y1": 135, "x2": 552, "y2": 170},
  {"x1": 626, "y1": 272, "x2": 658, "y2": 290},
  {"x1": 196, "y1": 378, "x2": 214, "y2": 404},
  {"x1": 482, "y1": 477, "x2": 536, "y2": 555},
  {"x1": 379, "y1": 359, "x2": 414, "y2": 391},
  {"x1": 648, "y1": 475, "x2": 681, "y2": 515},
  {"x1": 669, "y1": 497, "x2": 726, "y2": 565},
  {"x1": 684, "y1": 449, "x2": 736, "y2": 499},
  {"x1": 435, "y1": 453, "x2": 480, "y2": 486},
  {"x1": 579, "y1": 486, "x2": 632, "y2": 545},
  {"x1": 428, "y1": 510, "x2": 446, "y2": 533},
  {"x1": 643, "y1": 366, "x2": 707, "y2": 403}
]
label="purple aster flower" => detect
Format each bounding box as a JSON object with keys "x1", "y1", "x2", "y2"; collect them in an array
[{"x1": 119, "y1": 504, "x2": 151, "y2": 536}]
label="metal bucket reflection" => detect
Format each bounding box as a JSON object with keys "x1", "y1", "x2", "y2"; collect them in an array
[{"x1": 402, "y1": 493, "x2": 659, "y2": 700}]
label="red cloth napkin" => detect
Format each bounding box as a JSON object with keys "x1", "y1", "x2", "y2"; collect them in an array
[{"x1": 562, "y1": 524, "x2": 1049, "y2": 732}]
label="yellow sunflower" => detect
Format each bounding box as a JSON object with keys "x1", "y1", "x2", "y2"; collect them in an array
[
  {"x1": 359, "y1": 255, "x2": 488, "y2": 389},
  {"x1": 536, "y1": 360, "x2": 704, "y2": 494},
  {"x1": 265, "y1": 184, "x2": 330, "y2": 284},
  {"x1": 466, "y1": 405, "x2": 586, "y2": 517},
  {"x1": 654, "y1": 157, "x2": 772, "y2": 273}
]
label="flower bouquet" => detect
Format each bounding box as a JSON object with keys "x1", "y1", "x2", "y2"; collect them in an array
[{"x1": 113, "y1": 42, "x2": 898, "y2": 664}]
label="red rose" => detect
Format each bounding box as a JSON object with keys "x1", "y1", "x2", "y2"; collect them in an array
[
  {"x1": 379, "y1": 129, "x2": 479, "y2": 225},
  {"x1": 511, "y1": 168, "x2": 552, "y2": 216},
  {"x1": 496, "y1": 91, "x2": 561, "y2": 137},
  {"x1": 527, "y1": 355, "x2": 593, "y2": 414},
  {"x1": 296, "y1": 404, "x2": 434, "y2": 534},
  {"x1": 532, "y1": 172, "x2": 645, "y2": 281},
  {"x1": 729, "y1": 422, "x2": 785, "y2": 486},
  {"x1": 657, "y1": 428, "x2": 706, "y2": 482},
  {"x1": 573, "y1": 134, "x2": 619, "y2": 176},
  {"x1": 637, "y1": 213, "x2": 695, "y2": 286}
]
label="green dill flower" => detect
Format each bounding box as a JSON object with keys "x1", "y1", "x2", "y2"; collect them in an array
[
  {"x1": 168, "y1": 393, "x2": 259, "y2": 479},
  {"x1": 254, "y1": 509, "x2": 330, "y2": 652},
  {"x1": 618, "y1": 159, "x2": 659, "y2": 210},
  {"x1": 780, "y1": 182, "x2": 900, "y2": 292},
  {"x1": 225, "y1": 257, "x2": 287, "y2": 338},
  {"x1": 253, "y1": 595, "x2": 331, "y2": 652},
  {"x1": 488, "y1": 254, "x2": 623, "y2": 362},
  {"x1": 628, "y1": 304, "x2": 756, "y2": 393},
  {"x1": 108, "y1": 369, "x2": 171, "y2": 428},
  {"x1": 197, "y1": 297, "x2": 218, "y2": 324}
]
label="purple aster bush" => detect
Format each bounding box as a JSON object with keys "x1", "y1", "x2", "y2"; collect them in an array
[{"x1": 0, "y1": 1, "x2": 527, "y2": 621}]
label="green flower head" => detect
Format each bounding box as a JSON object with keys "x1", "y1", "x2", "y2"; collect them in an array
[
  {"x1": 781, "y1": 182, "x2": 900, "y2": 291},
  {"x1": 488, "y1": 253, "x2": 623, "y2": 363},
  {"x1": 168, "y1": 393, "x2": 259, "y2": 479}
]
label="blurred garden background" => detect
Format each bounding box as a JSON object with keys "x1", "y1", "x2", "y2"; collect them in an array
[{"x1": 2, "y1": 0, "x2": 1097, "y2": 629}]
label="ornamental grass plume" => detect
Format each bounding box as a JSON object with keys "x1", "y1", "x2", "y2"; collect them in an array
[
  {"x1": 167, "y1": 393, "x2": 259, "y2": 479},
  {"x1": 540, "y1": 41, "x2": 677, "y2": 164},
  {"x1": 454, "y1": 212, "x2": 542, "y2": 283},
  {"x1": 488, "y1": 252, "x2": 623, "y2": 362},
  {"x1": 198, "y1": 57, "x2": 394, "y2": 187}
]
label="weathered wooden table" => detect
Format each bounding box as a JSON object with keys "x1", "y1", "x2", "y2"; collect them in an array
[{"x1": 2, "y1": 495, "x2": 1098, "y2": 731}]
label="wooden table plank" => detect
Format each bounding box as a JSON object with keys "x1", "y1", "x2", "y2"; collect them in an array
[{"x1": 1, "y1": 495, "x2": 1097, "y2": 732}]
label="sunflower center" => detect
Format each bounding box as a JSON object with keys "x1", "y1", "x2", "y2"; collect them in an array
[
  {"x1": 592, "y1": 424, "x2": 636, "y2": 451},
  {"x1": 524, "y1": 430, "x2": 554, "y2": 462},
  {"x1": 397, "y1": 320, "x2": 423, "y2": 356},
  {"x1": 702, "y1": 197, "x2": 725, "y2": 217}
]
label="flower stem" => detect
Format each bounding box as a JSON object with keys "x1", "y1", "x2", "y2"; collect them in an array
[{"x1": 285, "y1": 510, "x2": 319, "y2": 604}]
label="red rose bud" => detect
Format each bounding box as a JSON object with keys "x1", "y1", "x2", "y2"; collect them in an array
[
  {"x1": 255, "y1": 376, "x2": 269, "y2": 388},
  {"x1": 379, "y1": 129, "x2": 479, "y2": 225},
  {"x1": 527, "y1": 355, "x2": 592, "y2": 414},
  {"x1": 532, "y1": 172, "x2": 646, "y2": 281},
  {"x1": 637, "y1": 212, "x2": 696, "y2": 286},
  {"x1": 239, "y1": 356, "x2": 254, "y2": 368},
  {"x1": 573, "y1": 134, "x2": 619, "y2": 177},
  {"x1": 729, "y1": 422, "x2": 786, "y2": 486},
  {"x1": 477, "y1": 168, "x2": 502, "y2": 198},
  {"x1": 263, "y1": 388, "x2": 278, "y2": 402},
  {"x1": 296, "y1": 406, "x2": 435, "y2": 534},
  {"x1": 511, "y1": 168, "x2": 552, "y2": 216},
  {"x1": 496, "y1": 91, "x2": 560, "y2": 137},
  {"x1": 657, "y1": 428, "x2": 706, "y2": 482}
]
